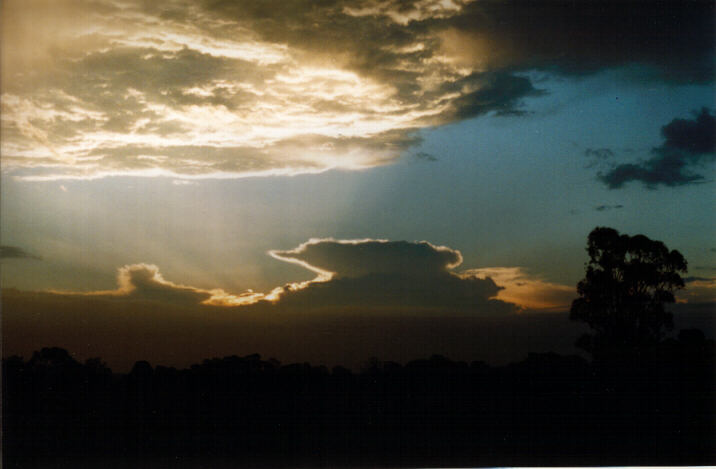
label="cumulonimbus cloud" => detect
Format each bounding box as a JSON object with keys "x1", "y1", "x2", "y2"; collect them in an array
[
  {"x1": 26, "y1": 238, "x2": 715, "y2": 313},
  {"x1": 2, "y1": 0, "x2": 712, "y2": 180},
  {"x1": 32, "y1": 238, "x2": 585, "y2": 315},
  {"x1": 266, "y1": 238, "x2": 512, "y2": 314}
]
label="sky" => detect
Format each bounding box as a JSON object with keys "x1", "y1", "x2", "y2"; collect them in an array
[{"x1": 2, "y1": 0, "x2": 715, "y2": 370}]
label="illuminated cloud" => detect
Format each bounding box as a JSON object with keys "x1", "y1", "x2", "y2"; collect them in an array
[
  {"x1": 52, "y1": 263, "x2": 261, "y2": 306},
  {"x1": 465, "y1": 267, "x2": 575, "y2": 312},
  {"x1": 266, "y1": 238, "x2": 513, "y2": 314},
  {"x1": 3, "y1": 0, "x2": 711, "y2": 180},
  {"x1": 38, "y1": 239, "x2": 578, "y2": 315},
  {"x1": 678, "y1": 276, "x2": 716, "y2": 304},
  {"x1": 270, "y1": 238, "x2": 463, "y2": 278}
]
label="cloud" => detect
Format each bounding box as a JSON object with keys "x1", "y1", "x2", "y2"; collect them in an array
[
  {"x1": 600, "y1": 108, "x2": 716, "y2": 189},
  {"x1": 1, "y1": 238, "x2": 586, "y2": 370},
  {"x1": 685, "y1": 276, "x2": 713, "y2": 283},
  {"x1": 270, "y1": 239, "x2": 463, "y2": 278},
  {"x1": 413, "y1": 151, "x2": 437, "y2": 162},
  {"x1": 54, "y1": 263, "x2": 261, "y2": 307},
  {"x1": 594, "y1": 204, "x2": 623, "y2": 212},
  {"x1": 265, "y1": 239, "x2": 518, "y2": 315},
  {"x1": 677, "y1": 276, "x2": 716, "y2": 304},
  {"x1": 585, "y1": 148, "x2": 614, "y2": 159},
  {"x1": 0, "y1": 245, "x2": 41, "y2": 260},
  {"x1": 31, "y1": 238, "x2": 576, "y2": 315},
  {"x1": 464, "y1": 267, "x2": 575, "y2": 311},
  {"x1": 441, "y1": 0, "x2": 714, "y2": 82},
  {"x1": 2, "y1": 1, "x2": 712, "y2": 180}
]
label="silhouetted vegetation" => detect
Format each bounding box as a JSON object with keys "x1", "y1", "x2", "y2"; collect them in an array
[
  {"x1": 3, "y1": 228, "x2": 715, "y2": 466},
  {"x1": 4, "y1": 337, "x2": 714, "y2": 467},
  {"x1": 571, "y1": 227, "x2": 687, "y2": 356}
]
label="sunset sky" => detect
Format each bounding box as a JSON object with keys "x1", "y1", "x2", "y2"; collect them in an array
[{"x1": 2, "y1": 0, "x2": 714, "y2": 370}]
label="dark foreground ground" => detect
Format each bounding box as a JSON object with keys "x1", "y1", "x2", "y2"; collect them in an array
[{"x1": 4, "y1": 333, "x2": 714, "y2": 468}]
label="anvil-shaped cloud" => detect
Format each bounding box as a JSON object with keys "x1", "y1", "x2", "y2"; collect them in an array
[
  {"x1": 2, "y1": 0, "x2": 712, "y2": 180},
  {"x1": 45, "y1": 238, "x2": 576, "y2": 314}
]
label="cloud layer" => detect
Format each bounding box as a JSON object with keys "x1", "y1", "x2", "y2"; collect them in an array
[{"x1": 2, "y1": 0, "x2": 713, "y2": 180}]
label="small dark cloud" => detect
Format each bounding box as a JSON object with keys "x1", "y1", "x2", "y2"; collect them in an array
[
  {"x1": 684, "y1": 276, "x2": 714, "y2": 283},
  {"x1": 584, "y1": 148, "x2": 616, "y2": 169},
  {"x1": 585, "y1": 148, "x2": 614, "y2": 159},
  {"x1": 594, "y1": 204, "x2": 623, "y2": 212},
  {"x1": 0, "y1": 246, "x2": 40, "y2": 260},
  {"x1": 448, "y1": 73, "x2": 543, "y2": 120},
  {"x1": 600, "y1": 108, "x2": 716, "y2": 189},
  {"x1": 662, "y1": 108, "x2": 716, "y2": 154},
  {"x1": 413, "y1": 152, "x2": 437, "y2": 162}
]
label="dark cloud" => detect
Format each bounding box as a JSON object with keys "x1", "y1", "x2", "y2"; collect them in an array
[
  {"x1": 446, "y1": 73, "x2": 543, "y2": 120},
  {"x1": 661, "y1": 107, "x2": 716, "y2": 154},
  {"x1": 272, "y1": 239, "x2": 463, "y2": 278},
  {"x1": 269, "y1": 239, "x2": 514, "y2": 314},
  {"x1": 197, "y1": 0, "x2": 715, "y2": 84},
  {"x1": 594, "y1": 204, "x2": 623, "y2": 212},
  {"x1": 444, "y1": 0, "x2": 715, "y2": 83},
  {"x1": 0, "y1": 246, "x2": 40, "y2": 260},
  {"x1": 274, "y1": 270, "x2": 512, "y2": 315},
  {"x1": 413, "y1": 151, "x2": 437, "y2": 162},
  {"x1": 600, "y1": 108, "x2": 716, "y2": 189},
  {"x1": 585, "y1": 148, "x2": 614, "y2": 159},
  {"x1": 684, "y1": 276, "x2": 714, "y2": 283}
]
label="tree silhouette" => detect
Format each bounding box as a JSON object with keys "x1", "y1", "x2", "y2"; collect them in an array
[{"x1": 570, "y1": 227, "x2": 687, "y2": 354}]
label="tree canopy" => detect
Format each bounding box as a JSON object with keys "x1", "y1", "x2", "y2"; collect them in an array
[{"x1": 570, "y1": 227, "x2": 687, "y2": 353}]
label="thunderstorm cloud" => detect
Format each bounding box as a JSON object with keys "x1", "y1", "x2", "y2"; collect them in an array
[{"x1": 30, "y1": 238, "x2": 579, "y2": 314}]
